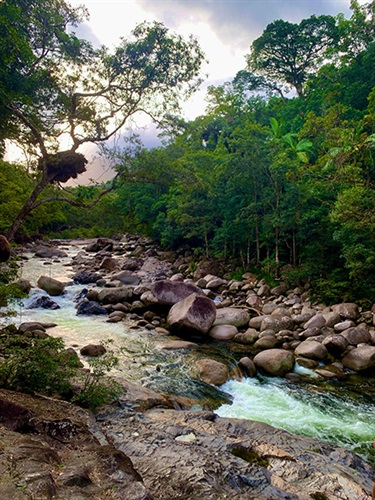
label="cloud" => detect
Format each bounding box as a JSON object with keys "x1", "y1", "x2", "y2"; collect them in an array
[{"x1": 138, "y1": 0, "x2": 351, "y2": 51}]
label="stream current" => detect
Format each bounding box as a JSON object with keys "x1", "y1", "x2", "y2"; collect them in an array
[{"x1": 13, "y1": 240, "x2": 375, "y2": 465}]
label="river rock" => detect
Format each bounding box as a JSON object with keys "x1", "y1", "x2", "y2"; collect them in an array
[
  {"x1": 253, "y1": 349, "x2": 295, "y2": 376},
  {"x1": 80, "y1": 344, "x2": 107, "y2": 357},
  {"x1": 195, "y1": 358, "x2": 229, "y2": 385},
  {"x1": 233, "y1": 328, "x2": 259, "y2": 344},
  {"x1": 238, "y1": 357, "x2": 257, "y2": 377},
  {"x1": 213, "y1": 307, "x2": 250, "y2": 327},
  {"x1": 303, "y1": 314, "x2": 326, "y2": 329},
  {"x1": 34, "y1": 246, "x2": 68, "y2": 258},
  {"x1": 72, "y1": 270, "x2": 102, "y2": 284},
  {"x1": 334, "y1": 319, "x2": 356, "y2": 332},
  {"x1": 28, "y1": 295, "x2": 60, "y2": 310},
  {"x1": 254, "y1": 334, "x2": 279, "y2": 349},
  {"x1": 342, "y1": 345, "x2": 375, "y2": 371},
  {"x1": 167, "y1": 293, "x2": 216, "y2": 335},
  {"x1": 97, "y1": 287, "x2": 133, "y2": 304},
  {"x1": 332, "y1": 302, "x2": 360, "y2": 320},
  {"x1": 260, "y1": 315, "x2": 294, "y2": 333},
  {"x1": 294, "y1": 340, "x2": 328, "y2": 360},
  {"x1": 322, "y1": 334, "x2": 349, "y2": 356},
  {"x1": 37, "y1": 275, "x2": 65, "y2": 296},
  {"x1": 99, "y1": 256, "x2": 120, "y2": 271},
  {"x1": 208, "y1": 324, "x2": 238, "y2": 340},
  {"x1": 322, "y1": 311, "x2": 341, "y2": 328},
  {"x1": 13, "y1": 278, "x2": 32, "y2": 294},
  {"x1": 152, "y1": 280, "x2": 204, "y2": 306},
  {"x1": 85, "y1": 238, "x2": 113, "y2": 252},
  {"x1": 341, "y1": 326, "x2": 371, "y2": 345},
  {"x1": 111, "y1": 271, "x2": 142, "y2": 286},
  {"x1": 0, "y1": 235, "x2": 11, "y2": 262},
  {"x1": 76, "y1": 300, "x2": 108, "y2": 316}
]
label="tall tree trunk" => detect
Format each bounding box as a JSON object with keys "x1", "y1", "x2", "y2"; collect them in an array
[{"x1": 6, "y1": 173, "x2": 53, "y2": 242}]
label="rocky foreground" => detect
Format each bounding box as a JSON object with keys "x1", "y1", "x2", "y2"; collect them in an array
[{"x1": 1, "y1": 234, "x2": 374, "y2": 499}]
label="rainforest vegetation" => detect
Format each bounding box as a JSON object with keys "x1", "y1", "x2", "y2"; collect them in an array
[{"x1": 1, "y1": 0, "x2": 375, "y2": 305}]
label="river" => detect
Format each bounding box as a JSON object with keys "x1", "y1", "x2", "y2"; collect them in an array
[{"x1": 13, "y1": 240, "x2": 375, "y2": 465}]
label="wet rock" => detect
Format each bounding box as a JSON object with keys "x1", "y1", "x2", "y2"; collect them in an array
[
  {"x1": 253, "y1": 349, "x2": 295, "y2": 377},
  {"x1": 28, "y1": 296, "x2": 60, "y2": 310},
  {"x1": 80, "y1": 344, "x2": 107, "y2": 357},
  {"x1": 76, "y1": 300, "x2": 108, "y2": 316},
  {"x1": 238, "y1": 357, "x2": 257, "y2": 377},
  {"x1": 167, "y1": 293, "x2": 216, "y2": 335},
  {"x1": 72, "y1": 270, "x2": 102, "y2": 284},
  {"x1": 37, "y1": 275, "x2": 65, "y2": 296},
  {"x1": 195, "y1": 358, "x2": 229, "y2": 385}
]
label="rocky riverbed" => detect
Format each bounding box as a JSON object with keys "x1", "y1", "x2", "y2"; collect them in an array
[{"x1": 0, "y1": 234, "x2": 374, "y2": 499}]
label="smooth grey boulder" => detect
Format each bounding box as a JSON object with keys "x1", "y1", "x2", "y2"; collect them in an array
[
  {"x1": 294, "y1": 340, "x2": 328, "y2": 360},
  {"x1": 37, "y1": 275, "x2": 65, "y2": 296},
  {"x1": 167, "y1": 293, "x2": 216, "y2": 335},
  {"x1": 341, "y1": 326, "x2": 371, "y2": 346},
  {"x1": 342, "y1": 345, "x2": 375, "y2": 371},
  {"x1": 253, "y1": 349, "x2": 295, "y2": 377},
  {"x1": 97, "y1": 287, "x2": 133, "y2": 304},
  {"x1": 214, "y1": 307, "x2": 250, "y2": 327},
  {"x1": 332, "y1": 303, "x2": 360, "y2": 320}
]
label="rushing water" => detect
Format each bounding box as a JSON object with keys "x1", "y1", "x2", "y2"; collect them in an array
[{"x1": 9, "y1": 240, "x2": 375, "y2": 464}]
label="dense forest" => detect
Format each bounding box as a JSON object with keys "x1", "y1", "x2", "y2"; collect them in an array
[{"x1": 1, "y1": 0, "x2": 375, "y2": 305}]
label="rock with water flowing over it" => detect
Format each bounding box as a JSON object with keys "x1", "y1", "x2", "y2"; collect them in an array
[
  {"x1": 37, "y1": 275, "x2": 65, "y2": 296},
  {"x1": 195, "y1": 358, "x2": 229, "y2": 386},
  {"x1": 152, "y1": 280, "x2": 204, "y2": 306},
  {"x1": 342, "y1": 345, "x2": 375, "y2": 371},
  {"x1": 167, "y1": 293, "x2": 216, "y2": 335},
  {"x1": 253, "y1": 349, "x2": 295, "y2": 377},
  {"x1": 76, "y1": 300, "x2": 108, "y2": 316},
  {"x1": 28, "y1": 295, "x2": 60, "y2": 310}
]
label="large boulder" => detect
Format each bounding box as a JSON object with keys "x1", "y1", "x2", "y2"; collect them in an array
[
  {"x1": 97, "y1": 287, "x2": 133, "y2": 304},
  {"x1": 214, "y1": 307, "x2": 250, "y2": 327},
  {"x1": 76, "y1": 300, "x2": 108, "y2": 316},
  {"x1": 167, "y1": 293, "x2": 216, "y2": 335},
  {"x1": 37, "y1": 276, "x2": 65, "y2": 296},
  {"x1": 332, "y1": 303, "x2": 360, "y2": 320},
  {"x1": 260, "y1": 315, "x2": 294, "y2": 333},
  {"x1": 152, "y1": 280, "x2": 204, "y2": 306},
  {"x1": 34, "y1": 246, "x2": 67, "y2": 258},
  {"x1": 340, "y1": 326, "x2": 371, "y2": 346},
  {"x1": 28, "y1": 296, "x2": 60, "y2": 310},
  {"x1": 253, "y1": 349, "x2": 295, "y2": 377},
  {"x1": 72, "y1": 270, "x2": 102, "y2": 284},
  {"x1": 194, "y1": 359, "x2": 229, "y2": 386},
  {"x1": 0, "y1": 235, "x2": 11, "y2": 262},
  {"x1": 342, "y1": 345, "x2": 375, "y2": 371}
]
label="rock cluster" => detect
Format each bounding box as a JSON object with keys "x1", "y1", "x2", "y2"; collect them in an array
[{"x1": 32, "y1": 234, "x2": 374, "y2": 382}]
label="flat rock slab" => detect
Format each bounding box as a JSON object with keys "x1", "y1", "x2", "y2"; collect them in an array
[{"x1": 103, "y1": 407, "x2": 374, "y2": 500}]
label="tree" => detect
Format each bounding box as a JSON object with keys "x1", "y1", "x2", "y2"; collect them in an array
[
  {"x1": 0, "y1": 0, "x2": 205, "y2": 240},
  {"x1": 247, "y1": 15, "x2": 338, "y2": 97}
]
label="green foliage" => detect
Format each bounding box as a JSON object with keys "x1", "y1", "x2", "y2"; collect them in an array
[
  {"x1": 72, "y1": 352, "x2": 121, "y2": 411},
  {"x1": 0, "y1": 334, "x2": 79, "y2": 395}
]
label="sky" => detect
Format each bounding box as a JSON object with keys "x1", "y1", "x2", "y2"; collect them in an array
[{"x1": 66, "y1": 0, "x2": 357, "y2": 183}]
